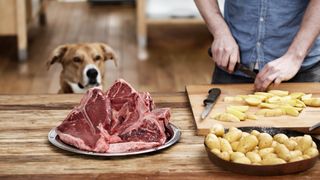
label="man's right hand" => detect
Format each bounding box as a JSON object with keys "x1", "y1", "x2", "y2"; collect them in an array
[
  {"x1": 194, "y1": 0, "x2": 240, "y2": 73},
  {"x1": 210, "y1": 34, "x2": 240, "y2": 73}
]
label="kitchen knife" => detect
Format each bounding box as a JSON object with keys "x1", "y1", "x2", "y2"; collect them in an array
[
  {"x1": 207, "y1": 48, "x2": 257, "y2": 79},
  {"x1": 201, "y1": 88, "x2": 221, "y2": 120}
]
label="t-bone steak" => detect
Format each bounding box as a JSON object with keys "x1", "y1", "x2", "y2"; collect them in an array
[{"x1": 56, "y1": 79, "x2": 173, "y2": 153}]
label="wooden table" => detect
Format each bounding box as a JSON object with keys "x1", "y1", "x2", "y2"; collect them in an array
[{"x1": 0, "y1": 93, "x2": 319, "y2": 179}]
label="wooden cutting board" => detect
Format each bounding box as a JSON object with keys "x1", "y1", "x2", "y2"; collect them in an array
[{"x1": 186, "y1": 83, "x2": 320, "y2": 136}]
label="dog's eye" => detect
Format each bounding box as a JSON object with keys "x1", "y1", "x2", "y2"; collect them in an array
[
  {"x1": 94, "y1": 55, "x2": 101, "y2": 61},
  {"x1": 73, "y1": 57, "x2": 82, "y2": 63}
]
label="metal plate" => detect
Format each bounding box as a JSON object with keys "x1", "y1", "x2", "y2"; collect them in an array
[
  {"x1": 48, "y1": 123, "x2": 181, "y2": 156},
  {"x1": 205, "y1": 127, "x2": 320, "y2": 176}
]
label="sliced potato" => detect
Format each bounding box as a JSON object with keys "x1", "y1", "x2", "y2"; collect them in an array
[
  {"x1": 280, "y1": 96, "x2": 294, "y2": 105},
  {"x1": 226, "y1": 107, "x2": 246, "y2": 121},
  {"x1": 241, "y1": 132, "x2": 250, "y2": 138},
  {"x1": 303, "y1": 148, "x2": 319, "y2": 158},
  {"x1": 289, "y1": 92, "x2": 305, "y2": 99},
  {"x1": 273, "y1": 133, "x2": 289, "y2": 144},
  {"x1": 259, "y1": 103, "x2": 279, "y2": 109},
  {"x1": 229, "y1": 127, "x2": 240, "y2": 132},
  {"x1": 261, "y1": 157, "x2": 286, "y2": 165},
  {"x1": 271, "y1": 141, "x2": 278, "y2": 148},
  {"x1": 217, "y1": 151, "x2": 230, "y2": 161},
  {"x1": 266, "y1": 96, "x2": 281, "y2": 104},
  {"x1": 233, "y1": 156, "x2": 251, "y2": 164},
  {"x1": 262, "y1": 153, "x2": 278, "y2": 159},
  {"x1": 268, "y1": 90, "x2": 289, "y2": 97},
  {"x1": 259, "y1": 147, "x2": 275, "y2": 158},
  {"x1": 230, "y1": 152, "x2": 245, "y2": 161},
  {"x1": 289, "y1": 156, "x2": 304, "y2": 162},
  {"x1": 237, "y1": 135, "x2": 258, "y2": 153},
  {"x1": 209, "y1": 124, "x2": 225, "y2": 137},
  {"x1": 289, "y1": 150, "x2": 302, "y2": 160},
  {"x1": 284, "y1": 140, "x2": 298, "y2": 151},
  {"x1": 302, "y1": 154, "x2": 311, "y2": 159},
  {"x1": 312, "y1": 142, "x2": 317, "y2": 149},
  {"x1": 251, "y1": 130, "x2": 260, "y2": 137},
  {"x1": 254, "y1": 92, "x2": 274, "y2": 98},
  {"x1": 246, "y1": 113, "x2": 258, "y2": 120},
  {"x1": 245, "y1": 97, "x2": 262, "y2": 106},
  {"x1": 248, "y1": 94, "x2": 267, "y2": 101},
  {"x1": 294, "y1": 99, "x2": 306, "y2": 108},
  {"x1": 258, "y1": 133, "x2": 273, "y2": 149},
  {"x1": 220, "y1": 138, "x2": 233, "y2": 153},
  {"x1": 275, "y1": 144, "x2": 291, "y2": 161},
  {"x1": 256, "y1": 109, "x2": 284, "y2": 117},
  {"x1": 211, "y1": 148, "x2": 221, "y2": 156},
  {"x1": 246, "y1": 152, "x2": 262, "y2": 163},
  {"x1": 228, "y1": 105, "x2": 250, "y2": 112},
  {"x1": 224, "y1": 129, "x2": 242, "y2": 143},
  {"x1": 295, "y1": 135, "x2": 313, "y2": 152},
  {"x1": 205, "y1": 134, "x2": 221, "y2": 150},
  {"x1": 231, "y1": 141, "x2": 240, "y2": 151},
  {"x1": 214, "y1": 113, "x2": 241, "y2": 122},
  {"x1": 303, "y1": 98, "x2": 320, "y2": 107},
  {"x1": 294, "y1": 107, "x2": 304, "y2": 112},
  {"x1": 264, "y1": 109, "x2": 284, "y2": 117},
  {"x1": 281, "y1": 106, "x2": 299, "y2": 117}
]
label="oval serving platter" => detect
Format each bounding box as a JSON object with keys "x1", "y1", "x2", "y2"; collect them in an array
[
  {"x1": 48, "y1": 123, "x2": 181, "y2": 156},
  {"x1": 205, "y1": 127, "x2": 320, "y2": 176}
]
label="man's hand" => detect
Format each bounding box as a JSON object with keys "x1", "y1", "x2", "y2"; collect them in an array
[
  {"x1": 254, "y1": 53, "x2": 303, "y2": 91},
  {"x1": 211, "y1": 34, "x2": 240, "y2": 73},
  {"x1": 194, "y1": 0, "x2": 240, "y2": 73}
]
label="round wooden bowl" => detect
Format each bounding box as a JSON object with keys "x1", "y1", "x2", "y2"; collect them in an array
[{"x1": 204, "y1": 127, "x2": 320, "y2": 176}]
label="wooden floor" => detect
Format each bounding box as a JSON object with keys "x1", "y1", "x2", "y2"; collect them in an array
[{"x1": 0, "y1": 1, "x2": 212, "y2": 94}]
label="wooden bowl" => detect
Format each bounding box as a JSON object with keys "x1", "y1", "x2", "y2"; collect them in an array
[{"x1": 205, "y1": 127, "x2": 320, "y2": 176}]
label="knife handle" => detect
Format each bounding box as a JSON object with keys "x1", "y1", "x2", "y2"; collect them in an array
[{"x1": 204, "y1": 88, "x2": 221, "y2": 106}]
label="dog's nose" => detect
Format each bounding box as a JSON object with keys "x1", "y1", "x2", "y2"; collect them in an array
[{"x1": 86, "y1": 68, "x2": 98, "y2": 79}]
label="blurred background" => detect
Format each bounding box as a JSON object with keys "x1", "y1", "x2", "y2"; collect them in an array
[{"x1": 0, "y1": 0, "x2": 224, "y2": 94}]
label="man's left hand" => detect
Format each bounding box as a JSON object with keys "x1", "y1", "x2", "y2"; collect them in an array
[{"x1": 254, "y1": 54, "x2": 303, "y2": 91}]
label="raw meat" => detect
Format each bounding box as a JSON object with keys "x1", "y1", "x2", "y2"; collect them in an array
[{"x1": 56, "y1": 79, "x2": 172, "y2": 153}]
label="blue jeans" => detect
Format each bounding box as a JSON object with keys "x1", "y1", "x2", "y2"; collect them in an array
[{"x1": 212, "y1": 61, "x2": 320, "y2": 84}]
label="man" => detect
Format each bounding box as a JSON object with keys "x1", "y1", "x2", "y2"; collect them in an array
[{"x1": 195, "y1": 0, "x2": 320, "y2": 91}]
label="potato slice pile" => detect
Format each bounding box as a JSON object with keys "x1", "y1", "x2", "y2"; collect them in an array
[
  {"x1": 205, "y1": 124, "x2": 319, "y2": 165},
  {"x1": 213, "y1": 105, "x2": 257, "y2": 122},
  {"x1": 213, "y1": 90, "x2": 320, "y2": 122}
]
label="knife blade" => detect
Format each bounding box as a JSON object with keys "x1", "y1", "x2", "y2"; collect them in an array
[
  {"x1": 208, "y1": 48, "x2": 257, "y2": 79},
  {"x1": 201, "y1": 88, "x2": 221, "y2": 120}
]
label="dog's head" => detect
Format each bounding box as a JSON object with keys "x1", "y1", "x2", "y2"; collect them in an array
[{"x1": 47, "y1": 43, "x2": 117, "y2": 93}]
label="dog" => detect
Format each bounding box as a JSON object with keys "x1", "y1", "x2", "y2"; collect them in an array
[{"x1": 47, "y1": 43, "x2": 117, "y2": 93}]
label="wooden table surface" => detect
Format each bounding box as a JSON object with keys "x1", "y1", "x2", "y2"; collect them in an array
[{"x1": 0, "y1": 93, "x2": 319, "y2": 180}]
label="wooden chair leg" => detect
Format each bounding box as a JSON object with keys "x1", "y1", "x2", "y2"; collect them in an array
[
  {"x1": 39, "y1": 0, "x2": 48, "y2": 26},
  {"x1": 16, "y1": 0, "x2": 28, "y2": 61},
  {"x1": 136, "y1": 0, "x2": 148, "y2": 60}
]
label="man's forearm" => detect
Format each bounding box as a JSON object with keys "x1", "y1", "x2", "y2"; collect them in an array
[
  {"x1": 287, "y1": 0, "x2": 320, "y2": 61},
  {"x1": 194, "y1": 0, "x2": 230, "y2": 37}
]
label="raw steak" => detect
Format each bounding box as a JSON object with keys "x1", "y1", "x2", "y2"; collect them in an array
[{"x1": 56, "y1": 79, "x2": 172, "y2": 153}]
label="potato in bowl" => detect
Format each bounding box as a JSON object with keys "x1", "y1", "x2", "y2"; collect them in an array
[{"x1": 204, "y1": 124, "x2": 319, "y2": 176}]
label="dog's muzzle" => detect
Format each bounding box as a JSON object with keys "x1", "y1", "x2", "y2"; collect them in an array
[{"x1": 86, "y1": 68, "x2": 98, "y2": 85}]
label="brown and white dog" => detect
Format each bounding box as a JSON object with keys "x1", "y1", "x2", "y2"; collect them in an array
[{"x1": 47, "y1": 43, "x2": 117, "y2": 93}]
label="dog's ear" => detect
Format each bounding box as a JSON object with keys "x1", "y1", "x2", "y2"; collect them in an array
[
  {"x1": 99, "y1": 43, "x2": 118, "y2": 67},
  {"x1": 47, "y1": 45, "x2": 68, "y2": 70}
]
